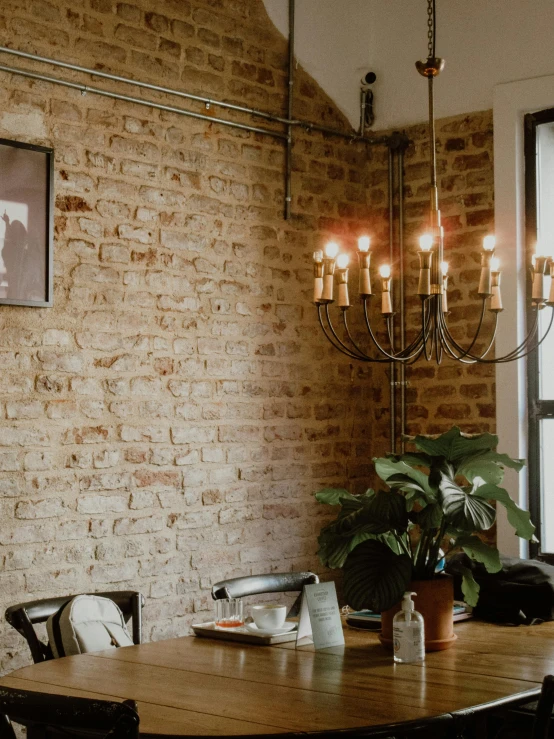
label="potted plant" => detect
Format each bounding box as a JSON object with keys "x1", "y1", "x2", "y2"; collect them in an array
[{"x1": 316, "y1": 427, "x2": 535, "y2": 650}]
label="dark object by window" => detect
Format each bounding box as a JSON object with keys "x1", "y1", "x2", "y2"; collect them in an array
[{"x1": 0, "y1": 138, "x2": 54, "y2": 307}]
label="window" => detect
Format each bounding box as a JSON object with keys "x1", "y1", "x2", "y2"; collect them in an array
[{"x1": 525, "y1": 107, "x2": 554, "y2": 559}]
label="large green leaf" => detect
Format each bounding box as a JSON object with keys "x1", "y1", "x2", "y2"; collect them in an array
[
  {"x1": 343, "y1": 539, "x2": 412, "y2": 611},
  {"x1": 472, "y1": 483, "x2": 536, "y2": 541},
  {"x1": 459, "y1": 564, "x2": 481, "y2": 607},
  {"x1": 409, "y1": 502, "x2": 443, "y2": 530},
  {"x1": 374, "y1": 457, "x2": 434, "y2": 497},
  {"x1": 414, "y1": 427, "x2": 499, "y2": 464},
  {"x1": 457, "y1": 450, "x2": 525, "y2": 485},
  {"x1": 315, "y1": 488, "x2": 359, "y2": 506},
  {"x1": 454, "y1": 534, "x2": 502, "y2": 573},
  {"x1": 317, "y1": 531, "x2": 374, "y2": 569},
  {"x1": 438, "y1": 474, "x2": 496, "y2": 531}
]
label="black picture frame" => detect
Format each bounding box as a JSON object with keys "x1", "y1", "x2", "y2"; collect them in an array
[{"x1": 0, "y1": 138, "x2": 54, "y2": 308}]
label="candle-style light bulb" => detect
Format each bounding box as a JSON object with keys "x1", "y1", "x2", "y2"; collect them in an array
[
  {"x1": 358, "y1": 236, "x2": 370, "y2": 252},
  {"x1": 379, "y1": 264, "x2": 391, "y2": 279},
  {"x1": 337, "y1": 254, "x2": 349, "y2": 269},
  {"x1": 419, "y1": 234, "x2": 433, "y2": 252},
  {"x1": 418, "y1": 238, "x2": 433, "y2": 296},
  {"x1": 312, "y1": 251, "x2": 324, "y2": 303},
  {"x1": 483, "y1": 235, "x2": 496, "y2": 252},
  {"x1": 324, "y1": 241, "x2": 339, "y2": 259},
  {"x1": 440, "y1": 261, "x2": 449, "y2": 276},
  {"x1": 490, "y1": 256, "x2": 500, "y2": 272}
]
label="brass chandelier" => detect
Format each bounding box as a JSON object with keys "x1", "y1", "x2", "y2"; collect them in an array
[{"x1": 312, "y1": 0, "x2": 554, "y2": 365}]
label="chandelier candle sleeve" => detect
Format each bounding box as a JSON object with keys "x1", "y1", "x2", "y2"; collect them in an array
[
  {"x1": 532, "y1": 255, "x2": 549, "y2": 304},
  {"x1": 418, "y1": 234, "x2": 433, "y2": 297},
  {"x1": 336, "y1": 254, "x2": 350, "y2": 308},
  {"x1": 478, "y1": 236, "x2": 495, "y2": 297},
  {"x1": 358, "y1": 236, "x2": 372, "y2": 296},
  {"x1": 321, "y1": 242, "x2": 339, "y2": 303},
  {"x1": 313, "y1": 251, "x2": 324, "y2": 303},
  {"x1": 548, "y1": 260, "x2": 554, "y2": 307},
  {"x1": 441, "y1": 261, "x2": 449, "y2": 313},
  {"x1": 380, "y1": 264, "x2": 393, "y2": 315},
  {"x1": 490, "y1": 257, "x2": 503, "y2": 313}
]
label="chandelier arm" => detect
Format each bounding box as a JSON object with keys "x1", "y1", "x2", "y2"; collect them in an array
[
  {"x1": 437, "y1": 310, "x2": 500, "y2": 364},
  {"x1": 493, "y1": 309, "x2": 554, "y2": 363},
  {"x1": 342, "y1": 311, "x2": 390, "y2": 363},
  {"x1": 324, "y1": 305, "x2": 372, "y2": 360},
  {"x1": 441, "y1": 298, "x2": 486, "y2": 357},
  {"x1": 439, "y1": 307, "x2": 550, "y2": 364},
  {"x1": 441, "y1": 306, "x2": 538, "y2": 361},
  {"x1": 317, "y1": 306, "x2": 363, "y2": 360},
  {"x1": 362, "y1": 300, "x2": 427, "y2": 361},
  {"x1": 398, "y1": 298, "x2": 435, "y2": 359},
  {"x1": 438, "y1": 299, "x2": 488, "y2": 359}
]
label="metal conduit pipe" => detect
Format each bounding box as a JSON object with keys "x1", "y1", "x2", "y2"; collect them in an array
[
  {"x1": 0, "y1": 63, "x2": 288, "y2": 139},
  {"x1": 0, "y1": 45, "x2": 392, "y2": 147},
  {"x1": 388, "y1": 147, "x2": 396, "y2": 454},
  {"x1": 398, "y1": 148, "x2": 406, "y2": 453},
  {"x1": 285, "y1": 0, "x2": 295, "y2": 220}
]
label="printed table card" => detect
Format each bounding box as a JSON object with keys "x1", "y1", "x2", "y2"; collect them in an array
[{"x1": 296, "y1": 581, "x2": 345, "y2": 650}]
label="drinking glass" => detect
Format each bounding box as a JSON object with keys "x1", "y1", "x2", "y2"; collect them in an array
[{"x1": 214, "y1": 598, "x2": 244, "y2": 628}]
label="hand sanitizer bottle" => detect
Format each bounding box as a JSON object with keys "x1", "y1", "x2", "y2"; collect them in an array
[{"x1": 393, "y1": 591, "x2": 425, "y2": 663}]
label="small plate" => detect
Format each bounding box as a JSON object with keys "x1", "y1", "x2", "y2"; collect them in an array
[{"x1": 245, "y1": 621, "x2": 297, "y2": 637}]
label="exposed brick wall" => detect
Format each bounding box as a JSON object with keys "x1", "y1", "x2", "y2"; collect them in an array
[
  {"x1": 366, "y1": 110, "x2": 496, "y2": 463},
  {"x1": 0, "y1": 0, "x2": 379, "y2": 671}
]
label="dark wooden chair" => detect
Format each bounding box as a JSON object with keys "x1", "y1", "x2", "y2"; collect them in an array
[
  {"x1": 5, "y1": 591, "x2": 144, "y2": 664},
  {"x1": 532, "y1": 675, "x2": 554, "y2": 739},
  {"x1": 211, "y1": 571, "x2": 319, "y2": 617},
  {"x1": 0, "y1": 685, "x2": 139, "y2": 739}
]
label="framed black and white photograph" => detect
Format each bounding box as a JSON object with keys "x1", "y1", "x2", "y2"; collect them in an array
[{"x1": 0, "y1": 138, "x2": 54, "y2": 307}]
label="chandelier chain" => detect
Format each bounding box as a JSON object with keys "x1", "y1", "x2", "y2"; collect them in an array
[{"x1": 427, "y1": 0, "x2": 435, "y2": 58}]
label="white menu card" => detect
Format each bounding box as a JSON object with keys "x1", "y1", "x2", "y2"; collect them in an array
[{"x1": 296, "y1": 581, "x2": 345, "y2": 650}]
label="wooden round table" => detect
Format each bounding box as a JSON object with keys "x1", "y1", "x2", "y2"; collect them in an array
[{"x1": 0, "y1": 620, "x2": 549, "y2": 735}]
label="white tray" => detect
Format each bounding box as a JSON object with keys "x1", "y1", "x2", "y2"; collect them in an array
[{"x1": 192, "y1": 621, "x2": 298, "y2": 646}]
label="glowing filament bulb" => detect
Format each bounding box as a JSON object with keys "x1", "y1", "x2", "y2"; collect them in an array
[
  {"x1": 324, "y1": 241, "x2": 339, "y2": 259},
  {"x1": 358, "y1": 236, "x2": 370, "y2": 252},
  {"x1": 440, "y1": 261, "x2": 449, "y2": 276},
  {"x1": 313, "y1": 250, "x2": 323, "y2": 263},
  {"x1": 419, "y1": 234, "x2": 433, "y2": 251},
  {"x1": 483, "y1": 235, "x2": 496, "y2": 252},
  {"x1": 336, "y1": 254, "x2": 349, "y2": 269},
  {"x1": 379, "y1": 264, "x2": 391, "y2": 279},
  {"x1": 490, "y1": 256, "x2": 500, "y2": 272}
]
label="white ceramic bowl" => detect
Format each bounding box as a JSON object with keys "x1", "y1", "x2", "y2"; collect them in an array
[{"x1": 251, "y1": 604, "x2": 287, "y2": 631}]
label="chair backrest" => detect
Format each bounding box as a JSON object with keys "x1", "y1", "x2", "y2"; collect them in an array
[
  {"x1": 5, "y1": 591, "x2": 144, "y2": 664},
  {"x1": 533, "y1": 674, "x2": 554, "y2": 739},
  {"x1": 211, "y1": 572, "x2": 319, "y2": 618},
  {"x1": 0, "y1": 686, "x2": 139, "y2": 739}
]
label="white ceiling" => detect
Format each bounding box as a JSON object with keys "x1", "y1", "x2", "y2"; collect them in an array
[{"x1": 263, "y1": 0, "x2": 554, "y2": 131}]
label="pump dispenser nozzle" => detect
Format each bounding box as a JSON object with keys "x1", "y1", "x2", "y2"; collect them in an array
[{"x1": 401, "y1": 592, "x2": 417, "y2": 612}]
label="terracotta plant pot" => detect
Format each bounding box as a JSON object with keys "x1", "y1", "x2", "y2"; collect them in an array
[{"x1": 379, "y1": 575, "x2": 456, "y2": 652}]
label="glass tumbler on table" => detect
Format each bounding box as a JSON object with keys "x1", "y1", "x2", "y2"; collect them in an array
[{"x1": 214, "y1": 598, "x2": 244, "y2": 628}]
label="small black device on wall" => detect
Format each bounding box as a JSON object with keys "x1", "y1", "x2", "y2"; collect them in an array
[{"x1": 0, "y1": 138, "x2": 54, "y2": 307}]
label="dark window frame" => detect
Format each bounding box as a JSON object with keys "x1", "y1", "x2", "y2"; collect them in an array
[{"x1": 525, "y1": 107, "x2": 554, "y2": 562}]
